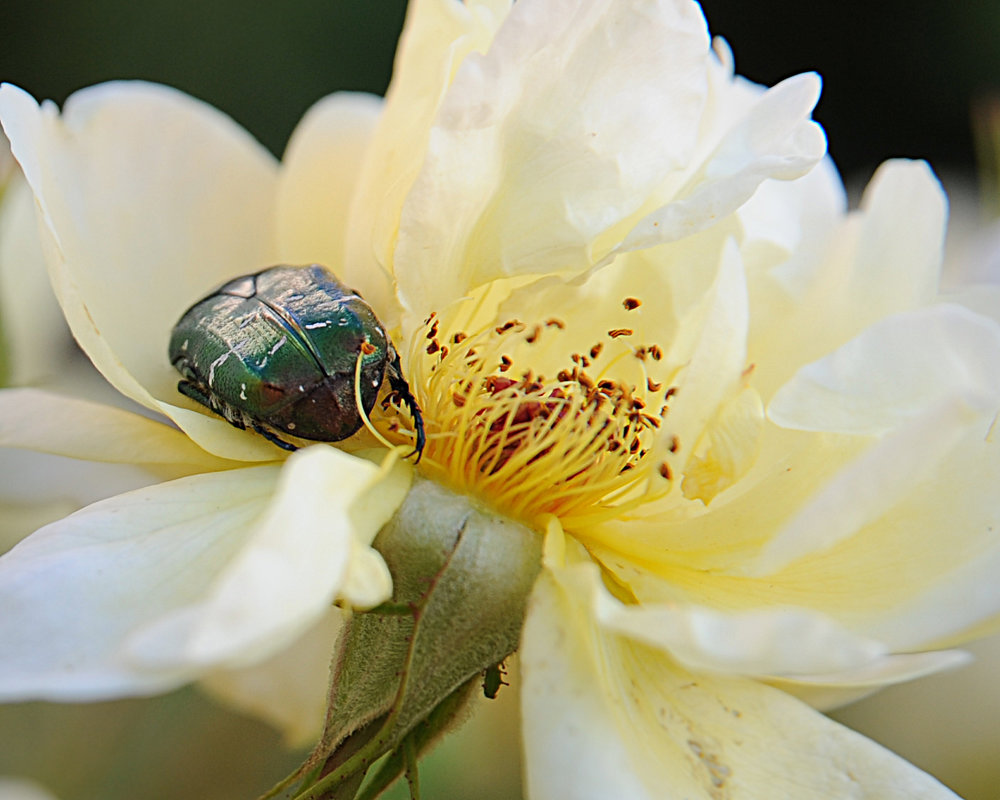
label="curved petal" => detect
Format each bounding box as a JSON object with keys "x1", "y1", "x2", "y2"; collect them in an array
[
  {"x1": 0, "y1": 464, "x2": 282, "y2": 700},
  {"x1": 275, "y1": 91, "x2": 382, "y2": 271},
  {"x1": 0, "y1": 170, "x2": 72, "y2": 386},
  {"x1": 617, "y1": 72, "x2": 826, "y2": 256},
  {"x1": 757, "y1": 304, "x2": 1000, "y2": 575},
  {"x1": 768, "y1": 304, "x2": 1000, "y2": 436},
  {"x1": 345, "y1": 0, "x2": 510, "y2": 321},
  {"x1": 394, "y1": 0, "x2": 711, "y2": 323},
  {"x1": 521, "y1": 561, "x2": 961, "y2": 800},
  {"x1": 549, "y1": 530, "x2": 893, "y2": 680},
  {"x1": 768, "y1": 649, "x2": 971, "y2": 712},
  {"x1": 748, "y1": 160, "x2": 948, "y2": 397},
  {"x1": 0, "y1": 448, "x2": 406, "y2": 701},
  {"x1": 124, "y1": 446, "x2": 410, "y2": 670},
  {"x1": 0, "y1": 82, "x2": 282, "y2": 458},
  {"x1": 0, "y1": 388, "x2": 240, "y2": 472},
  {"x1": 199, "y1": 607, "x2": 344, "y2": 746}
]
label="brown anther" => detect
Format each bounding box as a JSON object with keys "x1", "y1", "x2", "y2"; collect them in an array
[
  {"x1": 576, "y1": 372, "x2": 595, "y2": 390},
  {"x1": 526, "y1": 325, "x2": 542, "y2": 344},
  {"x1": 608, "y1": 328, "x2": 634, "y2": 339},
  {"x1": 452, "y1": 331, "x2": 468, "y2": 344},
  {"x1": 669, "y1": 435, "x2": 680, "y2": 453},
  {"x1": 659, "y1": 463, "x2": 673, "y2": 480},
  {"x1": 545, "y1": 318, "x2": 566, "y2": 329},
  {"x1": 495, "y1": 320, "x2": 521, "y2": 334},
  {"x1": 557, "y1": 369, "x2": 574, "y2": 382},
  {"x1": 742, "y1": 363, "x2": 757, "y2": 378},
  {"x1": 360, "y1": 341, "x2": 376, "y2": 355},
  {"x1": 426, "y1": 320, "x2": 439, "y2": 339},
  {"x1": 499, "y1": 355, "x2": 513, "y2": 372},
  {"x1": 634, "y1": 346, "x2": 648, "y2": 361},
  {"x1": 589, "y1": 342, "x2": 604, "y2": 360},
  {"x1": 623, "y1": 297, "x2": 642, "y2": 311},
  {"x1": 485, "y1": 375, "x2": 517, "y2": 394},
  {"x1": 597, "y1": 379, "x2": 617, "y2": 391},
  {"x1": 426, "y1": 340, "x2": 440, "y2": 355},
  {"x1": 649, "y1": 345, "x2": 663, "y2": 361},
  {"x1": 647, "y1": 377, "x2": 663, "y2": 392},
  {"x1": 664, "y1": 386, "x2": 678, "y2": 399}
]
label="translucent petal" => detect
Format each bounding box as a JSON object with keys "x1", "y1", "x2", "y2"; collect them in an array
[
  {"x1": 0, "y1": 464, "x2": 282, "y2": 699},
  {"x1": 275, "y1": 92, "x2": 382, "y2": 275},
  {"x1": 616, "y1": 73, "x2": 826, "y2": 256},
  {"x1": 394, "y1": 0, "x2": 711, "y2": 322},
  {"x1": 0, "y1": 447, "x2": 409, "y2": 700},
  {"x1": 769, "y1": 650, "x2": 971, "y2": 711},
  {"x1": 346, "y1": 0, "x2": 509, "y2": 323},
  {"x1": 0, "y1": 171, "x2": 73, "y2": 385},
  {"x1": 0, "y1": 82, "x2": 281, "y2": 452},
  {"x1": 199, "y1": 607, "x2": 343, "y2": 746},
  {"x1": 125, "y1": 446, "x2": 410, "y2": 669},
  {"x1": 768, "y1": 304, "x2": 1000, "y2": 436},
  {"x1": 0, "y1": 388, "x2": 239, "y2": 472},
  {"x1": 521, "y1": 562, "x2": 961, "y2": 800}
]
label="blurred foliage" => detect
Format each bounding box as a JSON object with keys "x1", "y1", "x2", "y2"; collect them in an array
[{"x1": 0, "y1": 0, "x2": 407, "y2": 158}]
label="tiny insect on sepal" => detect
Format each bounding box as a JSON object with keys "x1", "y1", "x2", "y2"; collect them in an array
[{"x1": 482, "y1": 660, "x2": 509, "y2": 699}]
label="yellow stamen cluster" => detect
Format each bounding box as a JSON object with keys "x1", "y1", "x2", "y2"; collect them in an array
[{"x1": 382, "y1": 303, "x2": 678, "y2": 528}]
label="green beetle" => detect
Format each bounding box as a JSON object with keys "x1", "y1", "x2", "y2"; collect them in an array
[{"x1": 169, "y1": 264, "x2": 424, "y2": 458}]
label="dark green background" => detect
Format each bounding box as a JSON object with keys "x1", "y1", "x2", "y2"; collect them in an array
[{"x1": 2, "y1": 1, "x2": 999, "y2": 179}]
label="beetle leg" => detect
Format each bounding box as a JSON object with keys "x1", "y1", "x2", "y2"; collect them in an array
[
  {"x1": 385, "y1": 353, "x2": 426, "y2": 462},
  {"x1": 252, "y1": 424, "x2": 299, "y2": 452}
]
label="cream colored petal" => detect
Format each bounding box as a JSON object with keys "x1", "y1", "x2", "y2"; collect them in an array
[
  {"x1": 394, "y1": 0, "x2": 711, "y2": 323},
  {"x1": 844, "y1": 160, "x2": 945, "y2": 324},
  {"x1": 616, "y1": 412, "x2": 1000, "y2": 649},
  {"x1": 125, "y1": 446, "x2": 410, "y2": 670},
  {"x1": 661, "y1": 240, "x2": 750, "y2": 474},
  {"x1": 346, "y1": 0, "x2": 509, "y2": 321},
  {"x1": 0, "y1": 464, "x2": 282, "y2": 700},
  {"x1": 757, "y1": 305, "x2": 1000, "y2": 574},
  {"x1": 521, "y1": 562, "x2": 961, "y2": 800},
  {"x1": 0, "y1": 388, "x2": 239, "y2": 472},
  {"x1": 769, "y1": 650, "x2": 971, "y2": 712},
  {"x1": 832, "y1": 632, "x2": 1000, "y2": 800},
  {"x1": 0, "y1": 82, "x2": 281, "y2": 442},
  {"x1": 616, "y1": 73, "x2": 826, "y2": 256},
  {"x1": 748, "y1": 160, "x2": 948, "y2": 399},
  {"x1": 275, "y1": 92, "x2": 382, "y2": 270},
  {"x1": 199, "y1": 607, "x2": 343, "y2": 746},
  {"x1": 0, "y1": 171, "x2": 73, "y2": 385},
  {"x1": 0, "y1": 445, "x2": 157, "y2": 555},
  {"x1": 554, "y1": 533, "x2": 892, "y2": 679},
  {"x1": 769, "y1": 304, "x2": 1000, "y2": 436}
]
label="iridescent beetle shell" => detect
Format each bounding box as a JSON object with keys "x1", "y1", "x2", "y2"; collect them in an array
[{"x1": 169, "y1": 264, "x2": 424, "y2": 457}]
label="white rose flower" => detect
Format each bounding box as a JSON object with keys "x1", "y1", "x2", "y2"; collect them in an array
[{"x1": 1, "y1": 1, "x2": 997, "y2": 796}]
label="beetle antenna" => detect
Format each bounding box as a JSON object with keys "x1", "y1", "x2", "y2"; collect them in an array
[{"x1": 354, "y1": 352, "x2": 404, "y2": 454}]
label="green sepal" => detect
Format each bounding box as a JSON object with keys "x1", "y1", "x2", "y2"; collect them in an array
[
  {"x1": 275, "y1": 477, "x2": 541, "y2": 800},
  {"x1": 355, "y1": 675, "x2": 479, "y2": 800}
]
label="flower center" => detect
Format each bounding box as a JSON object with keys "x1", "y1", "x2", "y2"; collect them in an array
[{"x1": 386, "y1": 300, "x2": 680, "y2": 529}]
